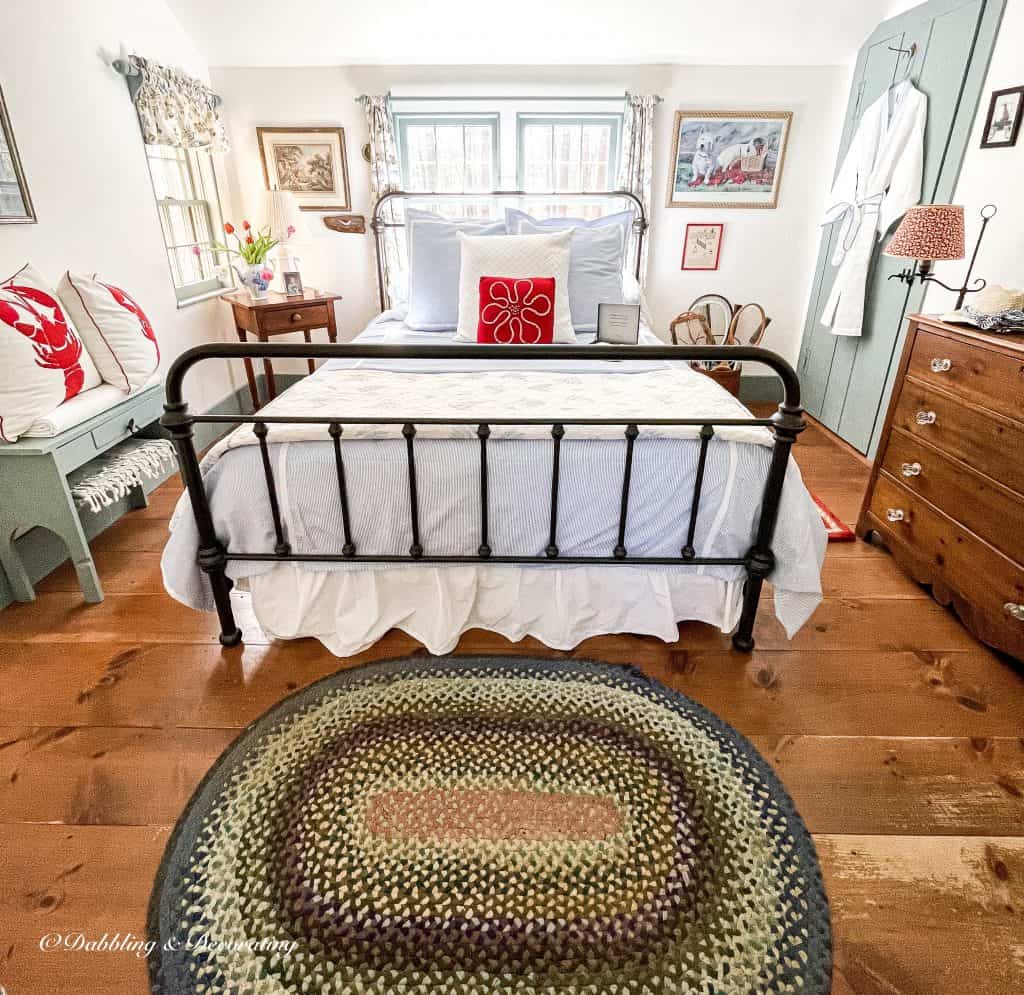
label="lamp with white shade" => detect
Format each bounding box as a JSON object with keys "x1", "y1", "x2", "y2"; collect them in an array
[{"x1": 266, "y1": 188, "x2": 308, "y2": 293}]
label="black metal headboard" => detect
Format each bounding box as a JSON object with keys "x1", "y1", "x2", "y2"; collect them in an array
[{"x1": 370, "y1": 190, "x2": 648, "y2": 312}]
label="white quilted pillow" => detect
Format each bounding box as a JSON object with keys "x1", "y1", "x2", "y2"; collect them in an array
[{"x1": 454, "y1": 230, "x2": 575, "y2": 343}]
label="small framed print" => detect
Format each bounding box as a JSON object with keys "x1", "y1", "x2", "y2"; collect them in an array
[
  {"x1": 980, "y1": 86, "x2": 1023, "y2": 148},
  {"x1": 681, "y1": 223, "x2": 723, "y2": 270},
  {"x1": 283, "y1": 271, "x2": 304, "y2": 297},
  {"x1": 597, "y1": 303, "x2": 641, "y2": 345}
]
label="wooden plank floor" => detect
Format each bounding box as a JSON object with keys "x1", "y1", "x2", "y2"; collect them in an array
[{"x1": 1, "y1": 415, "x2": 1022, "y2": 994}]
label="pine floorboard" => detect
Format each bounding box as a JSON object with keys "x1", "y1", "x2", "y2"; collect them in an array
[{"x1": 0, "y1": 414, "x2": 1022, "y2": 994}]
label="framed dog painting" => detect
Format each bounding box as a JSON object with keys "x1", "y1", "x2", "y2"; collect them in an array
[{"x1": 667, "y1": 111, "x2": 792, "y2": 209}]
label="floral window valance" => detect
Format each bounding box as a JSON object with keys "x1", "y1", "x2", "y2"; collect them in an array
[{"x1": 129, "y1": 55, "x2": 228, "y2": 151}]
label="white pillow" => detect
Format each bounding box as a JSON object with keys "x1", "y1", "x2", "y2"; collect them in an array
[
  {"x1": 454, "y1": 230, "x2": 575, "y2": 343},
  {"x1": 0, "y1": 264, "x2": 101, "y2": 443},
  {"x1": 58, "y1": 272, "x2": 160, "y2": 392}
]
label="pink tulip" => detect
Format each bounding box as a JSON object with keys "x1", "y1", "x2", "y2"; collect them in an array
[
  {"x1": 260, "y1": 269, "x2": 273, "y2": 282},
  {"x1": 286, "y1": 224, "x2": 296, "y2": 238},
  {"x1": 191, "y1": 245, "x2": 202, "y2": 256}
]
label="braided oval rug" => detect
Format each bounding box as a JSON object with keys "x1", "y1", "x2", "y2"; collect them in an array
[{"x1": 148, "y1": 656, "x2": 831, "y2": 995}]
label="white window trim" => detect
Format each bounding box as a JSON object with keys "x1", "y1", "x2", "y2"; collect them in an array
[{"x1": 144, "y1": 144, "x2": 231, "y2": 306}]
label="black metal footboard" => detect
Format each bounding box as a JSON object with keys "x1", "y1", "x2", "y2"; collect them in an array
[{"x1": 161, "y1": 343, "x2": 804, "y2": 652}]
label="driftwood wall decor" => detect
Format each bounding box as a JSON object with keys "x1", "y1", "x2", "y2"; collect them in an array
[{"x1": 322, "y1": 214, "x2": 366, "y2": 234}]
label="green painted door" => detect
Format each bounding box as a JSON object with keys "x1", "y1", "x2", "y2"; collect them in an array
[{"x1": 797, "y1": 0, "x2": 1005, "y2": 456}]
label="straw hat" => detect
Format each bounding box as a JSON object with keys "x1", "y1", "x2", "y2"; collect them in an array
[{"x1": 942, "y1": 284, "x2": 1024, "y2": 323}]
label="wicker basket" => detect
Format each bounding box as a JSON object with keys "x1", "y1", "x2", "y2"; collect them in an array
[{"x1": 694, "y1": 364, "x2": 741, "y2": 397}]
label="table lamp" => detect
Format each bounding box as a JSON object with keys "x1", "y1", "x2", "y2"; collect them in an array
[
  {"x1": 885, "y1": 203, "x2": 997, "y2": 309},
  {"x1": 266, "y1": 188, "x2": 308, "y2": 290}
]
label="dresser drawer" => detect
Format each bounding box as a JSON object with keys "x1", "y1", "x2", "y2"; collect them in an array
[
  {"x1": 881, "y1": 430, "x2": 1024, "y2": 563},
  {"x1": 908, "y1": 327, "x2": 1024, "y2": 422},
  {"x1": 261, "y1": 304, "x2": 331, "y2": 333},
  {"x1": 867, "y1": 475, "x2": 1024, "y2": 652},
  {"x1": 892, "y1": 381, "x2": 1024, "y2": 496}
]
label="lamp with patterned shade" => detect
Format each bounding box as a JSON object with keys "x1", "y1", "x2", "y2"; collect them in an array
[{"x1": 885, "y1": 203, "x2": 998, "y2": 309}]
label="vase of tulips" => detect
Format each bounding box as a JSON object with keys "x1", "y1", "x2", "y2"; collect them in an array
[{"x1": 214, "y1": 220, "x2": 277, "y2": 300}]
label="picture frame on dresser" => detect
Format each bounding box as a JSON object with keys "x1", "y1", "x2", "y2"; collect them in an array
[{"x1": 857, "y1": 314, "x2": 1024, "y2": 660}]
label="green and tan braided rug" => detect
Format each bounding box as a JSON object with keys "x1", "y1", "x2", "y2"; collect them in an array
[{"x1": 148, "y1": 656, "x2": 831, "y2": 994}]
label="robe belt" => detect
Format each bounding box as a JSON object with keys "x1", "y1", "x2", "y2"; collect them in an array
[{"x1": 827, "y1": 192, "x2": 885, "y2": 262}]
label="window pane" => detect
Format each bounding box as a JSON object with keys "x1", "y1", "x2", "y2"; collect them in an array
[
  {"x1": 433, "y1": 126, "x2": 465, "y2": 192},
  {"x1": 552, "y1": 124, "x2": 581, "y2": 192},
  {"x1": 522, "y1": 124, "x2": 552, "y2": 192}
]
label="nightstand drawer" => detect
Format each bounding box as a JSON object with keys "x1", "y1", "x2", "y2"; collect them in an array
[
  {"x1": 261, "y1": 304, "x2": 331, "y2": 333},
  {"x1": 892, "y1": 381, "x2": 1024, "y2": 496},
  {"x1": 881, "y1": 429, "x2": 1024, "y2": 563},
  {"x1": 908, "y1": 328, "x2": 1024, "y2": 422},
  {"x1": 868, "y1": 475, "x2": 1024, "y2": 655}
]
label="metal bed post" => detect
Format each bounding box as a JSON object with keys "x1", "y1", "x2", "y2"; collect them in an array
[
  {"x1": 731, "y1": 397, "x2": 806, "y2": 653},
  {"x1": 160, "y1": 398, "x2": 242, "y2": 647}
]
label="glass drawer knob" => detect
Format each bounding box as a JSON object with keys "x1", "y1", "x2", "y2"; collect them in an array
[
  {"x1": 886, "y1": 508, "x2": 906, "y2": 522},
  {"x1": 901, "y1": 462, "x2": 922, "y2": 477},
  {"x1": 930, "y1": 357, "x2": 952, "y2": 373},
  {"x1": 1005, "y1": 603, "x2": 1024, "y2": 621},
  {"x1": 916, "y1": 410, "x2": 937, "y2": 425}
]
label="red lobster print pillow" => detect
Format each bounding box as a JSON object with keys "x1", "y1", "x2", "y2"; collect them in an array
[
  {"x1": 58, "y1": 272, "x2": 159, "y2": 392},
  {"x1": 477, "y1": 277, "x2": 556, "y2": 344},
  {"x1": 0, "y1": 264, "x2": 102, "y2": 443}
]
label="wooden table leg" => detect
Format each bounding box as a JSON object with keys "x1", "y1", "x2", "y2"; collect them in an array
[
  {"x1": 235, "y1": 326, "x2": 259, "y2": 410},
  {"x1": 261, "y1": 332, "x2": 277, "y2": 401},
  {"x1": 326, "y1": 303, "x2": 339, "y2": 345},
  {"x1": 303, "y1": 329, "x2": 315, "y2": 374}
]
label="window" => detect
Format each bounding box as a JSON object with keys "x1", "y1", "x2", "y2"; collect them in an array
[
  {"x1": 395, "y1": 114, "x2": 499, "y2": 218},
  {"x1": 144, "y1": 145, "x2": 228, "y2": 305},
  {"x1": 518, "y1": 115, "x2": 621, "y2": 219},
  {"x1": 392, "y1": 101, "x2": 624, "y2": 220}
]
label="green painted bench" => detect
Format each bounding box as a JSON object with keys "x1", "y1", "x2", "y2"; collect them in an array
[{"x1": 0, "y1": 382, "x2": 165, "y2": 603}]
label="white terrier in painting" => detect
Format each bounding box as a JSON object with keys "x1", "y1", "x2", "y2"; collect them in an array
[
  {"x1": 691, "y1": 128, "x2": 717, "y2": 185},
  {"x1": 716, "y1": 137, "x2": 766, "y2": 174}
]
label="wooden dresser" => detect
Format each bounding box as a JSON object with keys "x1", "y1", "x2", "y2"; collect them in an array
[{"x1": 858, "y1": 314, "x2": 1024, "y2": 660}]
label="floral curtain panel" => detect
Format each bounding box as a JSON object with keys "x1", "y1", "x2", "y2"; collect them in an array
[
  {"x1": 617, "y1": 92, "x2": 657, "y2": 284},
  {"x1": 130, "y1": 55, "x2": 228, "y2": 151},
  {"x1": 360, "y1": 94, "x2": 406, "y2": 309}
]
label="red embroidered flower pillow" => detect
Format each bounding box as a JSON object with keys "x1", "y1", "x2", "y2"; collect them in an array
[
  {"x1": 0, "y1": 264, "x2": 101, "y2": 443},
  {"x1": 58, "y1": 272, "x2": 159, "y2": 392},
  {"x1": 477, "y1": 277, "x2": 556, "y2": 344}
]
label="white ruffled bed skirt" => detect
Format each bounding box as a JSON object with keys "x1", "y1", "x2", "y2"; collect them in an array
[{"x1": 241, "y1": 563, "x2": 749, "y2": 657}]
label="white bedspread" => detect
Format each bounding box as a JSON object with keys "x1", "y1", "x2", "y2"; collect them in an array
[{"x1": 162, "y1": 315, "x2": 826, "y2": 654}]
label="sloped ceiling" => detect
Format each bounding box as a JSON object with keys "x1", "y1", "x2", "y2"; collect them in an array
[{"x1": 166, "y1": 0, "x2": 893, "y2": 67}]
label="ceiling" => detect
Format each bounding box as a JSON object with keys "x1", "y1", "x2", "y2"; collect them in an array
[{"x1": 166, "y1": 0, "x2": 894, "y2": 68}]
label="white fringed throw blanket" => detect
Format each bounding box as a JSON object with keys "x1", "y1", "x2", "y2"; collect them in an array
[{"x1": 72, "y1": 438, "x2": 177, "y2": 512}]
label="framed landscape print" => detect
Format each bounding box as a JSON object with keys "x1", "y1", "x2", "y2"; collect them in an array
[
  {"x1": 0, "y1": 83, "x2": 36, "y2": 224},
  {"x1": 667, "y1": 111, "x2": 792, "y2": 209},
  {"x1": 257, "y1": 127, "x2": 351, "y2": 212},
  {"x1": 681, "y1": 223, "x2": 723, "y2": 270},
  {"x1": 980, "y1": 86, "x2": 1023, "y2": 148}
]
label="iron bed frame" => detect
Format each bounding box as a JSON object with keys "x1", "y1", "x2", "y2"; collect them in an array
[
  {"x1": 162, "y1": 190, "x2": 805, "y2": 654},
  {"x1": 162, "y1": 342, "x2": 804, "y2": 654}
]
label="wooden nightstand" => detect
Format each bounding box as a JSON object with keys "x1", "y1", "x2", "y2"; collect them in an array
[{"x1": 224, "y1": 288, "x2": 342, "y2": 408}]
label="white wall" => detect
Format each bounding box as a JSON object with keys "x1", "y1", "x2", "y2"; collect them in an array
[
  {"x1": 213, "y1": 62, "x2": 848, "y2": 366},
  {"x1": 923, "y1": 0, "x2": 1023, "y2": 312},
  {"x1": 0, "y1": 0, "x2": 240, "y2": 413}
]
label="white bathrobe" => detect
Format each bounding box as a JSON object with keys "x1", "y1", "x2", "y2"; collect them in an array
[{"x1": 820, "y1": 80, "x2": 927, "y2": 336}]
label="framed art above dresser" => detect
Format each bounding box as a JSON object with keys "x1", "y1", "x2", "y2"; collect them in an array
[{"x1": 858, "y1": 314, "x2": 1024, "y2": 660}]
